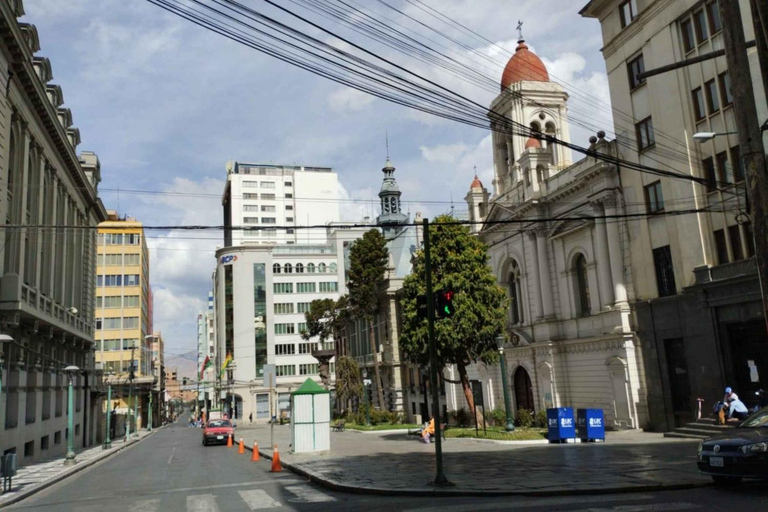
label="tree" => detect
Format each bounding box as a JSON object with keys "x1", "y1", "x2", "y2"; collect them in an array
[
  {"x1": 300, "y1": 297, "x2": 348, "y2": 345},
  {"x1": 400, "y1": 215, "x2": 508, "y2": 415},
  {"x1": 334, "y1": 356, "x2": 363, "y2": 415},
  {"x1": 347, "y1": 229, "x2": 388, "y2": 410}
]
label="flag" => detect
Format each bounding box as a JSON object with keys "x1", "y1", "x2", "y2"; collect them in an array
[
  {"x1": 200, "y1": 356, "x2": 211, "y2": 380},
  {"x1": 219, "y1": 353, "x2": 233, "y2": 378}
]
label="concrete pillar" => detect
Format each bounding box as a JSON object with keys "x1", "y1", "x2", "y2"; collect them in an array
[
  {"x1": 527, "y1": 232, "x2": 544, "y2": 319},
  {"x1": 591, "y1": 201, "x2": 615, "y2": 308},
  {"x1": 604, "y1": 195, "x2": 628, "y2": 305},
  {"x1": 536, "y1": 229, "x2": 555, "y2": 318}
]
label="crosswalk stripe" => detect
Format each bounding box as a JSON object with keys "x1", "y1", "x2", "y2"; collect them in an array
[
  {"x1": 129, "y1": 499, "x2": 161, "y2": 512},
  {"x1": 187, "y1": 494, "x2": 221, "y2": 512},
  {"x1": 284, "y1": 485, "x2": 336, "y2": 503},
  {"x1": 405, "y1": 494, "x2": 654, "y2": 512},
  {"x1": 584, "y1": 504, "x2": 699, "y2": 512},
  {"x1": 238, "y1": 489, "x2": 281, "y2": 510}
]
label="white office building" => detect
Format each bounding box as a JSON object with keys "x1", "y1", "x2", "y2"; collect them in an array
[{"x1": 222, "y1": 162, "x2": 341, "y2": 247}]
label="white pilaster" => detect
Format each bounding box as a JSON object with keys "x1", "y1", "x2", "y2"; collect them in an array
[
  {"x1": 591, "y1": 201, "x2": 615, "y2": 308},
  {"x1": 527, "y1": 232, "x2": 544, "y2": 320},
  {"x1": 536, "y1": 229, "x2": 555, "y2": 318},
  {"x1": 604, "y1": 195, "x2": 628, "y2": 305}
]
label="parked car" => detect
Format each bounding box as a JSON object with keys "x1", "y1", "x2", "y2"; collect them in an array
[
  {"x1": 697, "y1": 406, "x2": 768, "y2": 484},
  {"x1": 202, "y1": 419, "x2": 235, "y2": 446}
]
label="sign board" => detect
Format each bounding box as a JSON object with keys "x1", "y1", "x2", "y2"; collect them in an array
[{"x1": 471, "y1": 380, "x2": 484, "y2": 409}]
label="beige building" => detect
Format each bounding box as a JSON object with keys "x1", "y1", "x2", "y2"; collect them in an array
[
  {"x1": 581, "y1": 0, "x2": 767, "y2": 429},
  {"x1": 0, "y1": 0, "x2": 108, "y2": 464}
]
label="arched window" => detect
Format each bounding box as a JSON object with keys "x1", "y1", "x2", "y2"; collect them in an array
[
  {"x1": 284, "y1": 263, "x2": 293, "y2": 274},
  {"x1": 295, "y1": 263, "x2": 304, "y2": 273},
  {"x1": 273, "y1": 263, "x2": 281, "y2": 274},
  {"x1": 574, "y1": 253, "x2": 591, "y2": 317},
  {"x1": 307, "y1": 263, "x2": 316, "y2": 274},
  {"x1": 329, "y1": 262, "x2": 338, "y2": 274},
  {"x1": 508, "y1": 260, "x2": 523, "y2": 325},
  {"x1": 318, "y1": 263, "x2": 327, "y2": 273}
]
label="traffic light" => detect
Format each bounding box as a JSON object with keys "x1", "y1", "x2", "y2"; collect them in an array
[{"x1": 436, "y1": 290, "x2": 456, "y2": 318}]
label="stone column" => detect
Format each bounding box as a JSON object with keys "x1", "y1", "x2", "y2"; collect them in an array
[
  {"x1": 603, "y1": 195, "x2": 628, "y2": 305},
  {"x1": 591, "y1": 201, "x2": 615, "y2": 308},
  {"x1": 527, "y1": 232, "x2": 544, "y2": 320},
  {"x1": 536, "y1": 228, "x2": 555, "y2": 318}
]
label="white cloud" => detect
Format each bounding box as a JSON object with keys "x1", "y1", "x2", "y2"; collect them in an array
[{"x1": 328, "y1": 87, "x2": 375, "y2": 112}]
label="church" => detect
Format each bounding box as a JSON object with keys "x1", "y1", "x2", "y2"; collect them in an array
[{"x1": 459, "y1": 33, "x2": 649, "y2": 429}]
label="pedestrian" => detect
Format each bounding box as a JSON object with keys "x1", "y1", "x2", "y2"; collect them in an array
[
  {"x1": 727, "y1": 397, "x2": 750, "y2": 421},
  {"x1": 420, "y1": 417, "x2": 435, "y2": 444},
  {"x1": 724, "y1": 387, "x2": 739, "y2": 405},
  {"x1": 249, "y1": 412, "x2": 253, "y2": 424}
]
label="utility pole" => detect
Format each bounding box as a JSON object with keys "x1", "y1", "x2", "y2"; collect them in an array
[
  {"x1": 720, "y1": 0, "x2": 768, "y2": 333},
  {"x1": 750, "y1": 0, "x2": 768, "y2": 104}
]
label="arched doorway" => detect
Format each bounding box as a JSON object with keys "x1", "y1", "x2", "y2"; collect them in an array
[{"x1": 514, "y1": 367, "x2": 535, "y2": 412}]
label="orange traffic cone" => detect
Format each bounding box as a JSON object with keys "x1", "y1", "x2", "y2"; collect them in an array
[
  {"x1": 270, "y1": 445, "x2": 283, "y2": 472},
  {"x1": 226, "y1": 434, "x2": 233, "y2": 448},
  {"x1": 238, "y1": 438, "x2": 245, "y2": 454},
  {"x1": 251, "y1": 441, "x2": 260, "y2": 462}
]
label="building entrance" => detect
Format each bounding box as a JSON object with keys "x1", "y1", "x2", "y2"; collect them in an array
[{"x1": 725, "y1": 320, "x2": 768, "y2": 410}]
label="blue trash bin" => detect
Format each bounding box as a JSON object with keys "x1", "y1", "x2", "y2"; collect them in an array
[
  {"x1": 577, "y1": 409, "x2": 605, "y2": 442},
  {"x1": 546, "y1": 407, "x2": 575, "y2": 443}
]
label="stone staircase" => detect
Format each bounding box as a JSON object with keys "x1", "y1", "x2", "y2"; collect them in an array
[{"x1": 663, "y1": 418, "x2": 735, "y2": 440}]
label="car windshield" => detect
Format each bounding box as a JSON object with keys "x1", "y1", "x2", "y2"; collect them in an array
[
  {"x1": 740, "y1": 409, "x2": 768, "y2": 428},
  {"x1": 207, "y1": 420, "x2": 231, "y2": 428}
]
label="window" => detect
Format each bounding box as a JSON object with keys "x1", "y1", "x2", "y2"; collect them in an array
[
  {"x1": 103, "y1": 274, "x2": 122, "y2": 287},
  {"x1": 682, "y1": 19, "x2": 695, "y2": 53},
  {"x1": 306, "y1": 263, "x2": 316, "y2": 274},
  {"x1": 100, "y1": 317, "x2": 122, "y2": 330},
  {"x1": 715, "y1": 152, "x2": 730, "y2": 184},
  {"x1": 508, "y1": 260, "x2": 523, "y2": 325},
  {"x1": 295, "y1": 263, "x2": 304, "y2": 273},
  {"x1": 714, "y1": 229, "x2": 729, "y2": 264},
  {"x1": 285, "y1": 181, "x2": 292, "y2": 187},
  {"x1": 264, "y1": 229, "x2": 277, "y2": 238},
  {"x1": 730, "y1": 145, "x2": 744, "y2": 182},
  {"x1": 261, "y1": 193, "x2": 275, "y2": 200},
  {"x1": 286, "y1": 205, "x2": 293, "y2": 211},
  {"x1": 274, "y1": 282, "x2": 293, "y2": 294},
  {"x1": 243, "y1": 217, "x2": 259, "y2": 224},
  {"x1": 276, "y1": 365, "x2": 295, "y2": 377},
  {"x1": 719, "y1": 72, "x2": 732, "y2": 107},
  {"x1": 286, "y1": 229, "x2": 294, "y2": 235},
  {"x1": 243, "y1": 180, "x2": 258, "y2": 188},
  {"x1": 627, "y1": 54, "x2": 645, "y2": 89},
  {"x1": 275, "y1": 323, "x2": 295, "y2": 335},
  {"x1": 299, "y1": 363, "x2": 318, "y2": 375},
  {"x1": 284, "y1": 263, "x2": 293, "y2": 274},
  {"x1": 126, "y1": 234, "x2": 140, "y2": 245},
  {"x1": 99, "y1": 296, "x2": 122, "y2": 309},
  {"x1": 273, "y1": 263, "x2": 281, "y2": 274},
  {"x1": 692, "y1": 87, "x2": 706, "y2": 121},
  {"x1": 728, "y1": 225, "x2": 744, "y2": 261},
  {"x1": 299, "y1": 343, "x2": 313, "y2": 354},
  {"x1": 124, "y1": 295, "x2": 140, "y2": 308},
  {"x1": 274, "y1": 303, "x2": 294, "y2": 314},
  {"x1": 318, "y1": 263, "x2": 327, "y2": 273},
  {"x1": 124, "y1": 254, "x2": 140, "y2": 266},
  {"x1": 707, "y1": 1, "x2": 722, "y2": 33},
  {"x1": 694, "y1": 9, "x2": 709, "y2": 44},
  {"x1": 123, "y1": 317, "x2": 139, "y2": 329},
  {"x1": 329, "y1": 263, "x2": 337, "y2": 274},
  {"x1": 298, "y1": 322, "x2": 307, "y2": 333},
  {"x1": 297, "y1": 302, "x2": 311, "y2": 313},
  {"x1": 286, "y1": 217, "x2": 294, "y2": 222},
  {"x1": 636, "y1": 117, "x2": 655, "y2": 150},
  {"x1": 574, "y1": 254, "x2": 591, "y2": 317},
  {"x1": 297, "y1": 282, "x2": 316, "y2": 293},
  {"x1": 705, "y1": 79, "x2": 719, "y2": 114},
  {"x1": 285, "y1": 193, "x2": 293, "y2": 198},
  {"x1": 619, "y1": 0, "x2": 638, "y2": 28},
  {"x1": 260, "y1": 181, "x2": 275, "y2": 189},
  {"x1": 243, "y1": 193, "x2": 258, "y2": 200},
  {"x1": 103, "y1": 233, "x2": 123, "y2": 245},
  {"x1": 644, "y1": 181, "x2": 664, "y2": 213},
  {"x1": 702, "y1": 157, "x2": 717, "y2": 192},
  {"x1": 261, "y1": 205, "x2": 276, "y2": 212},
  {"x1": 124, "y1": 274, "x2": 140, "y2": 286},
  {"x1": 319, "y1": 281, "x2": 338, "y2": 293},
  {"x1": 243, "y1": 205, "x2": 259, "y2": 212},
  {"x1": 653, "y1": 245, "x2": 676, "y2": 297},
  {"x1": 275, "y1": 343, "x2": 295, "y2": 355},
  {"x1": 104, "y1": 254, "x2": 122, "y2": 266},
  {"x1": 261, "y1": 217, "x2": 276, "y2": 224}
]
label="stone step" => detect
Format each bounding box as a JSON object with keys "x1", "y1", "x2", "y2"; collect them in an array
[{"x1": 663, "y1": 431, "x2": 710, "y2": 440}]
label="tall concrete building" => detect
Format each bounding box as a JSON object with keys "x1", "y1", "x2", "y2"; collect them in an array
[
  {"x1": 197, "y1": 292, "x2": 215, "y2": 413},
  {"x1": 0, "y1": 0, "x2": 108, "y2": 464},
  {"x1": 222, "y1": 162, "x2": 340, "y2": 247},
  {"x1": 95, "y1": 212, "x2": 156, "y2": 430},
  {"x1": 581, "y1": 0, "x2": 767, "y2": 430}
]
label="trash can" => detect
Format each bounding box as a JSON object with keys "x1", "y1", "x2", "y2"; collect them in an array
[
  {"x1": 546, "y1": 407, "x2": 575, "y2": 443},
  {"x1": 577, "y1": 409, "x2": 605, "y2": 442}
]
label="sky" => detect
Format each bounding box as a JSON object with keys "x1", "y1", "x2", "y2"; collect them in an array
[{"x1": 21, "y1": 0, "x2": 611, "y2": 376}]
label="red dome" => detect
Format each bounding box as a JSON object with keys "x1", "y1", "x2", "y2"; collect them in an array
[
  {"x1": 501, "y1": 41, "x2": 550, "y2": 91},
  {"x1": 470, "y1": 175, "x2": 484, "y2": 190},
  {"x1": 525, "y1": 136, "x2": 542, "y2": 149}
]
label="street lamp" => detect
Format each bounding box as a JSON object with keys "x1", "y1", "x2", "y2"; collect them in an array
[
  {"x1": 63, "y1": 365, "x2": 80, "y2": 466},
  {"x1": 692, "y1": 131, "x2": 738, "y2": 141},
  {"x1": 362, "y1": 369, "x2": 371, "y2": 427},
  {"x1": 104, "y1": 371, "x2": 114, "y2": 449},
  {"x1": 495, "y1": 335, "x2": 515, "y2": 432}
]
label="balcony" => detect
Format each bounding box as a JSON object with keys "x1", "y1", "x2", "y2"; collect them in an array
[{"x1": 694, "y1": 257, "x2": 757, "y2": 285}]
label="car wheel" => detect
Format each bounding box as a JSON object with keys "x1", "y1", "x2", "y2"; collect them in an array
[
  {"x1": 202, "y1": 439, "x2": 207, "y2": 446},
  {"x1": 712, "y1": 475, "x2": 741, "y2": 486}
]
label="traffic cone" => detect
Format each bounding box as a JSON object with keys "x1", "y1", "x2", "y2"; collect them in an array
[
  {"x1": 251, "y1": 441, "x2": 260, "y2": 462},
  {"x1": 270, "y1": 445, "x2": 283, "y2": 472},
  {"x1": 226, "y1": 434, "x2": 233, "y2": 448},
  {"x1": 238, "y1": 438, "x2": 245, "y2": 454}
]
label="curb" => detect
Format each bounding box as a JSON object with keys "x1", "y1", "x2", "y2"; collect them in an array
[
  {"x1": 245, "y1": 444, "x2": 712, "y2": 498},
  {"x1": 0, "y1": 429, "x2": 158, "y2": 509}
]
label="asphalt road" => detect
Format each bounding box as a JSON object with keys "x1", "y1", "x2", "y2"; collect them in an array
[{"x1": 6, "y1": 414, "x2": 768, "y2": 512}]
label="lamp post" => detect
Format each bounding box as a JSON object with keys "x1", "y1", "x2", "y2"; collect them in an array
[
  {"x1": 104, "y1": 372, "x2": 114, "y2": 449},
  {"x1": 362, "y1": 369, "x2": 371, "y2": 427},
  {"x1": 63, "y1": 365, "x2": 80, "y2": 466},
  {"x1": 692, "y1": 131, "x2": 739, "y2": 141},
  {"x1": 496, "y1": 335, "x2": 515, "y2": 432}
]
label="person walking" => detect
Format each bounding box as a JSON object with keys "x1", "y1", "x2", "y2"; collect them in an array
[{"x1": 249, "y1": 412, "x2": 253, "y2": 424}]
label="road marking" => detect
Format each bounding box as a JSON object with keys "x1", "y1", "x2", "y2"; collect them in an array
[
  {"x1": 404, "y1": 494, "x2": 654, "y2": 512},
  {"x1": 154, "y1": 478, "x2": 301, "y2": 495},
  {"x1": 238, "y1": 489, "x2": 281, "y2": 509},
  {"x1": 187, "y1": 494, "x2": 221, "y2": 512},
  {"x1": 583, "y1": 504, "x2": 698, "y2": 512},
  {"x1": 168, "y1": 447, "x2": 177, "y2": 465},
  {"x1": 284, "y1": 484, "x2": 336, "y2": 503},
  {"x1": 129, "y1": 499, "x2": 161, "y2": 512}
]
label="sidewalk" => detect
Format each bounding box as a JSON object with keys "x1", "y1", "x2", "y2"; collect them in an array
[
  {"x1": 234, "y1": 423, "x2": 710, "y2": 497},
  {"x1": 0, "y1": 429, "x2": 155, "y2": 508}
]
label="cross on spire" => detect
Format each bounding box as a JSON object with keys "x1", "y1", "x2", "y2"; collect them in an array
[
  {"x1": 516, "y1": 20, "x2": 524, "y2": 42},
  {"x1": 473, "y1": 165, "x2": 478, "y2": 178},
  {"x1": 385, "y1": 130, "x2": 390, "y2": 160}
]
